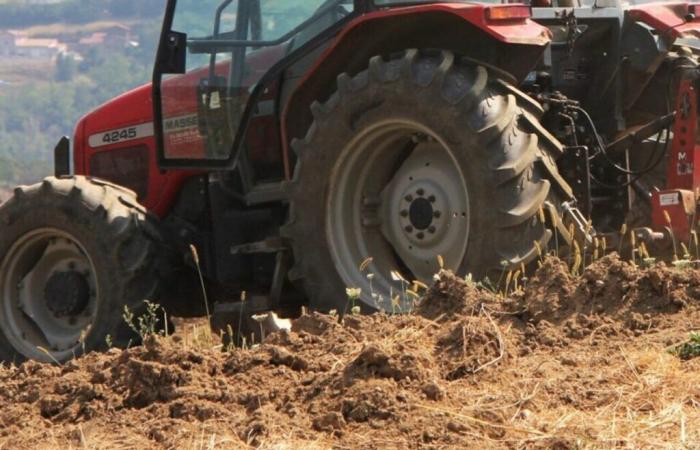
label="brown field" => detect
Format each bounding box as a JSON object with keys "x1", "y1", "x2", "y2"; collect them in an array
[
  {"x1": 0, "y1": 58, "x2": 54, "y2": 85},
  {"x1": 0, "y1": 255, "x2": 699, "y2": 449}
]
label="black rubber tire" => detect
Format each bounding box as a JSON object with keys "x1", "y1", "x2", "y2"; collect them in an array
[
  {"x1": 0, "y1": 176, "x2": 165, "y2": 363},
  {"x1": 283, "y1": 49, "x2": 563, "y2": 311}
]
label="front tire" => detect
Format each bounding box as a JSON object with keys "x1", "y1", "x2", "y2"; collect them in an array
[
  {"x1": 283, "y1": 49, "x2": 562, "y2": 312},
  {"x1": 0, "y1": 176, "x2": 165, "y2": 363}
]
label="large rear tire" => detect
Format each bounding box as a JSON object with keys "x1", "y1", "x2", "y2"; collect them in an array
[
  {"x1": 0, "y1": 176, "x2": 165, "y2": 363},
  {"x1": 283, "y1": 49, "x2": 563, "y2": 312}
]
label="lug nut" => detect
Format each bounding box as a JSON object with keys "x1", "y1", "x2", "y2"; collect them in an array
[
  {"x1": 428, "y1": 195, "x2": 436, "y2": 203},
  {"x1": 417, "y1": 189, "x2": 425, "y2": 196},
  {"x1": 417, "y1": 232, "x2": 425, "y2": 240},
  {"x1": 405, "y1": 195, "x2": 413, "y2": 202},
  {"x1": 428, "y1": 226, "x2": 436, "y2": 234},
  {"x1": 400, "y1": 210, "x2": 409, "y2": 217},
  {"x1": 433, "y1": 211, "x2": 442, "y2": 218},
  {"x1": 405, "y1": 226, "x2": 414, "y2": 233}
]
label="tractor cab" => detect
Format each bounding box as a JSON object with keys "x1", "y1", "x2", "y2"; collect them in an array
[{"x1": 155, "y1": 0, "x2": 355, "y2": 174}]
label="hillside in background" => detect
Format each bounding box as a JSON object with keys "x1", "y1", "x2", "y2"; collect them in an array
[{"x1": 0, "y1": 0, "x2": 163, "y2": 186}]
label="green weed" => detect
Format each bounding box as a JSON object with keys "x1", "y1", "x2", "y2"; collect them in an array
[
  {"x1": 123, "y1": 300, "x2": 164, "y2": 340},
  {"x1": 671, "y1": 332, "x2": 700, "y2": 360}
]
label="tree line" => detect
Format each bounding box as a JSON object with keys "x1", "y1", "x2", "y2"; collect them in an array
[
  {"x1": 0, "y1": 0, "x2": 163, "y2": 27},
  {"x1": 0, "y1": 20, "x2": 159, "y2": 186}
]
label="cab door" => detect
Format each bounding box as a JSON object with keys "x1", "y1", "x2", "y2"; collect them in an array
[{"x1": 153, "y1": 0, "x2": 357, "y2": 172}]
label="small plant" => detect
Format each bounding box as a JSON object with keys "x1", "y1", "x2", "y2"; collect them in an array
[
  {"x1": 346, "y1": 287, "x2": 361, "y2": 301},
  {"x1": 251, "y1": 313, "x2": 269, "y2": 341},
  {"x1": 190, "y1": 245, "x2": 212, "y2": 340},
  {"x1": 391, "y1": 294, "x2": 401, "y2": 315},
  {"x1": 497, "y1": 260, "x2": 509, "y2": 287},
  {"x1": 36, "y1": 346, "x2": 61, "y2": 365},
  {"x1": 224, "y1": 324, "x2": 235, "y2": 352},
  {"x1": 105, "y1": 334, "x2": 113, "y2": 348},
  {"x1": 570, "y1": 240, "x2": 582, "y2": 276},
  {"x1": 592, "y1": 237, "x2": 600, "y2": 262},
  {"x1": 503, "y1": 270, "x2": 513, "y2": 296},
  {"x1": 582, "y1": 219, "x2": 593, "y2": 264},
  {"x1": 345, "y1": 287, "x2": 361, "y2": 315},
  {"x1": 672, "y1": 259, "x2": 693, "y2": 270},
  {"x1": 236, "y1": 290, "x2": 247, "y2": 346},
  {"x1": 405, "y1": 288, "x2": 420, "y2": 310},
  {"x1": 672, "y1": 332, "x2": 700, "y2": 360},
  {"x1": 641, "y1": 257, "x2": 657, "y2": 268},
  {"x1": 681, "y1": 242, "x2": 692, "y2": 261},
  {"x1": 477, "y1": 276, "x2": 498, "y2": 294},
  {"x1": 79, "y1": 329, "x2": 87, "y2": 356},
  {"x1": 673, "y1": 241, "x2": 693, "y2": 270},
  {"x1": 123, "y1": 300, "x2": 163, "y2": 340},
  {"x1": 618, "y1": 223, "x2": 627, "y2": 255},
  {"x1": 630, "y1": 231, "x2": 639, "y2": 267},
  {"x1": 512, "y1": 269, "x2": 522, "y2": 294},
  {"x1": 692, "y1": 229, "x2": 699, "y2": 260},
  {"x1": 547, "y1": 206, "x2": 560, "y2": 255},
  {"x1": 663, "y1": 211, "x2": 679, "y2": 261}
]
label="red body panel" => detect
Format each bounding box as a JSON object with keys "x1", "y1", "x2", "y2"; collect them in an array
[
  {"x1": 73, "y1": 85, "x2": 196, "y2": 218},
  {"x1": 374, "y1": 3, "x2": 551, "y2": 45},
  {"x1": 628, "y1": 2, "x2": 700, "y2": 40}
]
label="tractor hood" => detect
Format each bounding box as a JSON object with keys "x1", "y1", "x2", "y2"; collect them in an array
[{"x1": 73, "y1": 83, "x2": 154, "y2": 175}]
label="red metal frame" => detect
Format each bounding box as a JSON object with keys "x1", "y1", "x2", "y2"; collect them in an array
[
  {"x1": 666, "y1": 80, "x2": 699, "y2": 191},
  {"x1": 651, "y1": 79, "x2": 700, "y2": 241}
]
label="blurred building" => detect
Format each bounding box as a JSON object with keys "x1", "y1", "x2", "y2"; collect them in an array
[{"x1": 0, "y1": 30, "x2": 67, "y2": 60}]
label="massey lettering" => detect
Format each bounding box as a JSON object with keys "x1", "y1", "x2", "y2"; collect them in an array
[{"x1": 164, "y1": 114, "x2": 199, "y2": 133}]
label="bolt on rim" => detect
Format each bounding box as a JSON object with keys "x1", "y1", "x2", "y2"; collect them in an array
[{"x1": 327, "y1": 120, "x2": 469, "y2": 312}]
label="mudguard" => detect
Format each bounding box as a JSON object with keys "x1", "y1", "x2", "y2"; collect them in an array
[
  {"x1": 628, "y1": 2, "x2": 700, "y2": 41},
  {"x1": 283, "y1": 3, "x2": 552, "y2": 177}
]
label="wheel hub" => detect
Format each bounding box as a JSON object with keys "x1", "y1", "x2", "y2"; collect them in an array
[
  {"x1": 327, "y1": 121, "x2": 470, "y2": 312},
  {"x1": 408, "y1": 197, "x2": 434, "y2": 231},
  {"x1": 397, "y1": 182, "x2": 448, "y2": 246},
  {"x1": 44, "y1": 271, "x2": 91, "y2": 317}
]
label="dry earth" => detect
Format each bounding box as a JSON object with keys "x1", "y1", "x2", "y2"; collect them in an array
[{"x1": 1, "y1": 254, "x2": 700, "y2": 449}]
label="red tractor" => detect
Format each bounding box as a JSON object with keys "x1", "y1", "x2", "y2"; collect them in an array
[{"x1": 1, "y1": 0, "x2": 699, "y2": 362}]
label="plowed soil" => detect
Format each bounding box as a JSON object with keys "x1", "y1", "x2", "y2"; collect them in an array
[{"x1": 2, "y1": 254, "x2": 700, "y2": 449}]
